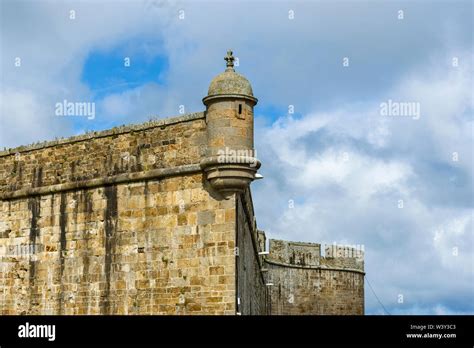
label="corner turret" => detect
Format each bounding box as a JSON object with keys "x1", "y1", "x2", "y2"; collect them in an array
[{"x1": 200, "y1": 50, "x2": 260, "y2": 194}]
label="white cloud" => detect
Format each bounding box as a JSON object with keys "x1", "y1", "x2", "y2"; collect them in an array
[
  {"x1": 433, "y1": 212, "x2": 473, "y2": 273},
  {"x1": 0, "y1": 87, "x2": 67, "y2": 147}
]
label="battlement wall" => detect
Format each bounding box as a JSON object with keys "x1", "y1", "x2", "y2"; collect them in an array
[
  {"x1": 267, "y1": 239, "x2": 364, "y2": 272},
  {"x1": 265, "y1": 239, "x2": 364, "y2": 315},
  {"x1": 0, "y1": 112, "x2": 206, "y2": 198}
]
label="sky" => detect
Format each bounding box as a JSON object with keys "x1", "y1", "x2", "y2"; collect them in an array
[{"x1": 0, "y1": 0, "x2": 473, "y2": 314}]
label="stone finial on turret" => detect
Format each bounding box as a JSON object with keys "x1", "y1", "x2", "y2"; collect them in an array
[{"x1": 224, "y1": 50, "x2": 235, "y2": 71}]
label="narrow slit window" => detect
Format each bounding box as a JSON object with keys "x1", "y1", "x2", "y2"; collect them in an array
[{"x1": 238, "y1": 104, "x2": 242, "y2": 115}]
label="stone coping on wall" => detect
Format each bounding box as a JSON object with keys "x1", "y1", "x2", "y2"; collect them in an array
[
  {"x1": 264, "y1": 258, "x2": 365, "y2": 275},
  {"x1": 0, "y1": 112, "x2": 206, "y2": 157}
]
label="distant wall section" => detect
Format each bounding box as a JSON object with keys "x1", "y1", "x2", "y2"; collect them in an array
[{"x1": 265, "y1": 240, "x2": 364, "y2": 315}]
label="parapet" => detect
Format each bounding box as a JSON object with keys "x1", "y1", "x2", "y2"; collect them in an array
[
  {"x1": 266, "y1": 239, "x2": 364, "y2": 273},
  {"x1": 0, "y1": 112, "x2": 205, "y2": 157},
  {"x1": 0, "y1": 112, "x2": 207, "y2": 199},
  {"x1": 267, "y1": 239, "x2": 321, "y2": 267}
]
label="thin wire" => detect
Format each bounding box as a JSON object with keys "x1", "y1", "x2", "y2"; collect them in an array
[{"x1": 365, "y1": 275, "x2": 391, "y2": 315}]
